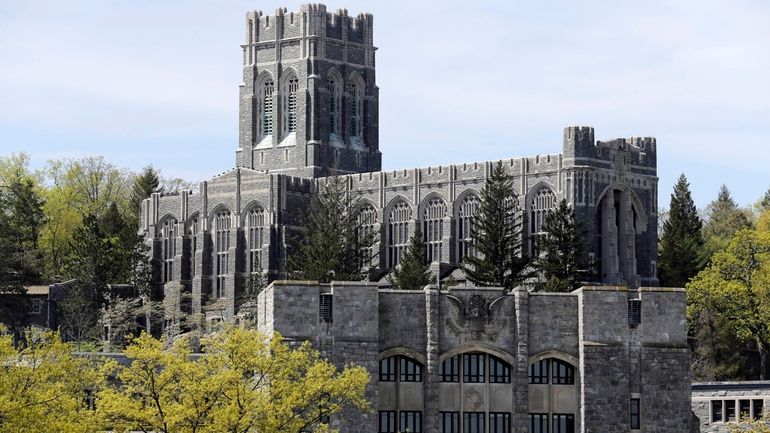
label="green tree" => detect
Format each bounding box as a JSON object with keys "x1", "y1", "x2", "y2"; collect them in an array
[
  {"x1": 0, "y1": 202, "x2": 28, "y2": 328},
  {"x1": 0, "y1": 329, "x2": 103, "y2": 433},
  {"x1": 703, "y1": 185, "x2": 752, "y2": 254},
  {"x1": 533, "y1": 199, "x2": 587, "y2": 292},
  {"x1": 389, "y1": 226, "x2": 433, "y2": 290},
  {"x1": 288, "y1": 175, "x2": 375, "y2": 282},
  {"x1": 687, "y1": 229, "x2": 770, "y2": 379},
  {"x1": 463, "y1": 162, "x2": 530, "y2": 291},
  {"x1": 129, "y1": 166, "x2": 161, "y2": 218},
  {"x1": 97, "y1": 327, "x2": 370, "y2": 433},
  {"x1": 658, "y1": 174, "x2": 705, "y2": 287}
]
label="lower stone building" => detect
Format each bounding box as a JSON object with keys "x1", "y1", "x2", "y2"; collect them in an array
[
  {"x1": 256, "y1": 281, "x2": 693, "y2": 433},
  {"x1": 692, "y1": 382, "x2": 770, "y2": 432}
]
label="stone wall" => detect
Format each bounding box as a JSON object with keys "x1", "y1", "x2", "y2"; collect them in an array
[{"x1": 692, "y1": 382, "x2": 770, "y2": 433}]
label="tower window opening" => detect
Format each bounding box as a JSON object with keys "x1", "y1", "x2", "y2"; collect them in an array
[
  {"x1": 261, "y1": 79, "x2": 274, "y2": 136},
  {"x1": 285, "y1": 76, "x2": 299, "y2": 133},
  {"x1": 247, "y1": 207, "x2": 265, "y2": 274},
  {"x1": 387, "y1": 201, "x2": 411, "y2": 268},
  {"x1": 161, "y1": 219, "x2": 177, "y2": 283},
  {"x1": 348, "y1": 80, "x2": 362, "y2": 142},
  {"x1": 457, "y1": 194, "x2": 480, "y2": 262},
  {"x1": 215, "y1": 211, "x2": 231, "y2": 298},
  {"x1": 422, "y1": 198, "x2": 446, "y2": 263},
  {"x1": 328, "y1": 76, "x2": 341, "y2": 138}
]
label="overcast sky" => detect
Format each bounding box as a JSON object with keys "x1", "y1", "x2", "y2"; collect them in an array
[{"x1": 1, "y1": 0, "x2": 769, "y2": 210}]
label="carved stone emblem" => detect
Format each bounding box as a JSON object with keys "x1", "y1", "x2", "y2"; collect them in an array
[{"x1": 445, "y1": 293, "x2": 508, "y2": 340}]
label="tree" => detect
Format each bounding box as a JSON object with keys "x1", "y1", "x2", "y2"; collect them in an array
[
  {"x1": 289, "y1": 175, "x2": 375, "y2": 282},
  {"x1": 703, "y1": 185, "x2": 752, "y2": 254},
  {"x1": 687, "y1": 229, "x2": 770, "y2": 379},
  {"x1": 729, "y1": 420, "x2": 770, "y2": 433},
  {"x1": 533, "y1": 199, "x2": 587, "y2": 292},
  {"x1": 658, "y1": 174, "x2": 705, "y2": 287},
  {"x1": 0, "y1": 329, "x2": 102, "y2": 433},
  {"x1": 97, "y1": 327, "x2": 370, "y2": 433},
  {"x1": 130, "y1": 166, "x2": 161, "y2": 218},
  {"x1": 463, "y1": 162, "x2": 530, "y2": 291},
  {"x1": 389, "y1": 226, "x2": 433, "y2": 290}
]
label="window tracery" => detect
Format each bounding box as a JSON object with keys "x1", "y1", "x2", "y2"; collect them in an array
[
  {"x1": 214, "y1": 210, "x2": 231, "y2": 298},
  {"x1": 422, "y1": 197, "x2": 446, "y2": 263},
  {"x1": 161, "y1": 218, "x2": 177, "y2": 283},
  {"x1": 247, "y1": 207, "x2": 265, "y2": 274},
  {"x1": 387, "y1": 200, "x2": 411, "y2": 268},
  {"x1": 457, "y1": 194, "x2": 480, "y2": 262}
]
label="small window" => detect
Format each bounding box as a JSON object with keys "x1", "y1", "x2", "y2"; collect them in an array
[
  {"x1": 630, "y1": 398, "x2": 641, "y2": 429},
  {"x1": 712, "y1": 400, "x2": 723, "y2": 423},
  {"x1": 440, "y1": 412, "x2": 459, "y2": 433},
  {"x1": 463, "y1": 353, "x2": 485, "y2": 383},
  {"x1": 628, "y1": 299, "x2": 641, "y2": 328},
  {"x1": 528, "y1": 359, "x2": 549, "y2": 384},
  {"x1": 463, "y1": 412, "x2": 485, "y2": 433},
  {"x1": 552, "y1": 359, "x2": 575, "y2": 385},
  {"x1": 489, "y1": 413, "x2": 510, "y2": 433},
  {"x1": 528, "y1": 414, "x2": 548, "y2": 433},
  {"x1": 753, "y1": 399, "x2": 764, "y2": 420},
  {"x1": 319, "y1": 293, "x2": 333, "y2": 323},
  {"x1": 441, "y1": 355, "x2": 460, "y2": 382},
  {"x1": 379, "y1": 411, "x2": 396, "y2": 433},
  {"x1": 488, "y1": 355, "x2": 511, "y2": 383},
  {"x1": 552, "y1": 414, "x2": 575, "y2": 433},
  {"x1": 400, "y1": 411, "x2": 422, "y2": 433},
  {"x1": 379, "y1": 357, "x2": 396, "y2": 382},
  {"x1": 726, "y1": 400, "x2": 736, "y2": 421},
  {"x1": 740, "y1": 399, "x2": 751, "y2": 420},
  {"x1": 30, "y1": 299, "x2": 42, "y2": 314},
  {"x1": 400, "y1": 357, "x2": 422, "y2": 382}
]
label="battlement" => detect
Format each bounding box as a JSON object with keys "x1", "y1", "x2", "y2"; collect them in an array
[
  {"x1": 563, "y1": 126, "x2": 656, "y2": 168},
  {"x1": 244, "y1": 4, "x2": 373, "y2": 46}
]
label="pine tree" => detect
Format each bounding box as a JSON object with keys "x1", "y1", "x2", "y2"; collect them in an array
[
  {"x1": 463, "y1": 162, "x2": 530, "y2": 291},
  {"x1": 533, "y1": 199, "x2": 587, "y2": 292},
  {"x1": 389, "y1": 226, "x2": 433, "y2": 290},
  {"x1": 703, "y1": 185, "x2": 752, "y2": 255},
  {"x1": 130, "y1": 166, "x2": 161, "y2": 217},
  {"x1": 658, "y1": 174, "x2": 705, "y2": 287},
  {"x1": 288, "y1": 175, "x2": 376, "y2": 282}
]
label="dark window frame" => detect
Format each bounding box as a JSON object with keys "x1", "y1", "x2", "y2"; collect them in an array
[
  {"x1": 463, "y1": 353, "x2": 485, "y2": 383},
  {"x1": 379, "y1": 411, "x2": 396, "y2": 433},
  {"x1": 529, "y1": 359, "x2": 549, "y2": 384},
  {"x1": 630, "y1": 398, "x2": 641, "y2": 429},
  {"x1": 441, "y1": 355, "x2": 460, "y2": 383},
  {"x1": 400, "y1": 411, "x2": 422, "y2": 433},
  {"x1": 489, "y1": 412, "x2": 510, "y2": 433},
  {"x1": 552, "y1": 359, "x2": 575, "y2": 385},
  {"x1": 440, "y1": 411, "x2": 459, "y2": 433},
  {"x1": 488, "y1": 355, "x2": 511, "y2": 383},
  {"x1": 528, "y1": 413, "x2": 548, "y2": 433},
  {"x1": 463, "y1": 412, "x2": 485, "y2": 433},
  {"x1": 552, "y1": 413, "x2": 575, "y2": 433}
]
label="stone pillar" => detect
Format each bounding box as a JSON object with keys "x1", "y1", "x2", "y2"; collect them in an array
[
  {"x1": 512, "y1": 288, "x2": 529, "y2": 432},
  {"x1": 424, "y1": 286, "x2": 440, "y2": 433},
  {"x1": 618, "y1": 190, "x2": 638, "y2": 287},
  {"x1": 601, "y1": 191, "x2": 620, "y2": 283}
]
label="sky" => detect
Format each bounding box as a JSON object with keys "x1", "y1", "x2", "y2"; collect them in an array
[{"x1": 1, "y1": 0, "x2": 769, "y2": 210}]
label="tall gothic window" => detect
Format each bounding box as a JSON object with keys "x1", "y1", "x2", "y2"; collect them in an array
[
  {"x1": 215, "y1": 210, "x2": 231, "y2": 298},
  {"x1": 387, "y1": 200, "x2": 411, "y2": 269},
  {"x1": 348, "y1": 80, "x2": 363, "y2": 143},
  {"x1": 189, "y1": 216, "x2": 199, "y2": 278},
  {"x1": 529, "y1": 187, "x2": 556, "y2": 255},
  {"x1": 161, "y1": 219, "x2": 177, "y2": 283},
  {"x1": 457, "y1": 194, "x2": 480, "y2": 262},
  {"x1": 283, "y1": 74, "x2": 299, "y2": 134},
  {"x1": 260, "y1": 78, "x2": 274, "y2": 136},
  {"x1": 247, "y1": 207, "x2": 265, "y2": 274},
  {"x1": 327, "y1": 75, "x2": 341, "y2": 138},
  {"x1": 422, "y1": 198, "x2": 446, "y2": 263},
  {"x1": 357, "y1": 203, "x2": 377, "y2": 268}
]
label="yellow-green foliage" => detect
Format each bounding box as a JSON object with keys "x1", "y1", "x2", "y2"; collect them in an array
[
  {"x1": 729, "y1": 419, "x2": 770, "y2": 433},
  {"x1": 97, "y1": 327, "x2": 370, "y2": 433},
  {"x1": 0, "y1": 330, "x2": 103, "y2": 433}
]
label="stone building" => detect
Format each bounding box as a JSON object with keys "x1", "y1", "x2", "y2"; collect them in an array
[
  {"x1": 692, "y1": 382, "x2": 769, "y2": 433},
  {"x1": 139, "y1": 4, "x2": 693, "y2": 432}
]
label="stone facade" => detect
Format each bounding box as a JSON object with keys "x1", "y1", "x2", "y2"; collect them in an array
[
  {"x1": 254, "y1": 282, "x2": 692, "y2": 433},
  {"x1": 137, "y1": 4, "x2": 694, "y2": 432},
  {"x1": 692, "y1": 382, "x2": 770, "y2": 432}
]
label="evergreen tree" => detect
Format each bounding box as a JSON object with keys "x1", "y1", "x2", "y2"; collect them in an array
[
  {"x1": 64, "y1": 213, "x2": 120, "y2": 305},
  {"x1": 130, "y1": 166, "x2": 161, "y2": 217},
  {"x1": 658, "y1": 174, "x2": 705, "y2": 287},
  {"x1": 463, "y1": 162, "x2": 530, "y2": 291},
  {"x1": 533, "y1": 199, "x2": 587, "y2": 292},
  {"x1": 759, "y1": 186, "x2": 770, "y2": 212},
  {"x1": 389, "y1": 226, "x2": 433, "y2": 290},
  {"x1": 288, "y1": 175, "x2": 376, "y2": 282},
  {"x1": 703, "y1": 185, "x2": 752, "y2": 256}
]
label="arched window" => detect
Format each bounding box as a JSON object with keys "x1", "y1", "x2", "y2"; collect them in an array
[
  {"x1": 457, "y1": 194, "x2": 480, "y2": 262},
  {"x1": 347, "y1": 79, "x2": 363, "y2": 143},
  {"x1": 379, "y1": 355, "x2": 424, "y2": 433},
  {"x1": 327, "y1": 74, "x2": 341, "y2": 139},
  {"x1": 214, "y1": 210, "x2": 231, "y2": 298},
  {"x1": 528, "y1": 357, "x2": 577, "y2": 433},
  {"x1": 260, "y1": 78, "x2": 274, "y2": 136},
  {"x1": 357, "y1": 203, "x2": 377, "y2": 268},
  {"x1": 386, "y1": 200, "x2": 411, "y2": 269},
  {"x1": 161, "y1": 219, "x2": 177, "y2": 283},
  {"x1": 188, "y1": 216, "x2": 199, "y2": 278},
  {"x1": 282, "y1": 74, "x2": 299, "y2": 135},
  {"x1": 247, "y1": 207, "x2": 265, "y2": 274},
  {"x1": 422, "y1": 197, "x2": 446, "y2": 263},
  {"x1": 529, "y1": 187, "x2": 556, "y2": 255},
  {"x1": 439, "y1": 352, "x2": 513, "y2": 433}
]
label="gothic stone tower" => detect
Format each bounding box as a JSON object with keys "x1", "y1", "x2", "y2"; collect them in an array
[{"x1": 235, "y1": 5, "x2": 382, "y2": 177}]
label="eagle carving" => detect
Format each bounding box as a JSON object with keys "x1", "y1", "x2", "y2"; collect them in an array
[{"x1": 445, "y1": 293, "x2": 508, "y2": 340}]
